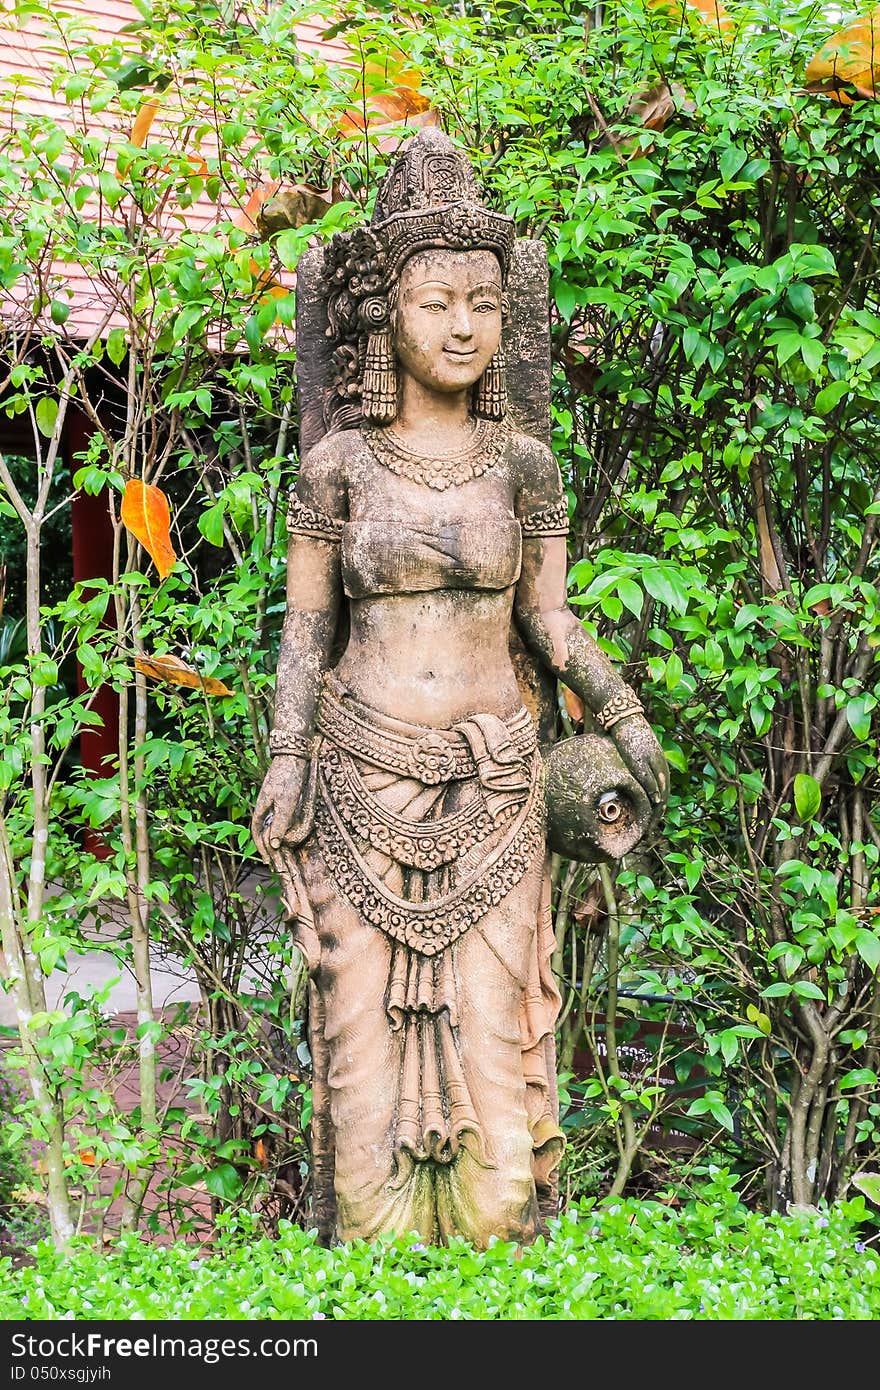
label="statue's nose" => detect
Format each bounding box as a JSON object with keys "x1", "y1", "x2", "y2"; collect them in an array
[{"x1": 449, "y1": 305, "x2": 474, "y2": 340}]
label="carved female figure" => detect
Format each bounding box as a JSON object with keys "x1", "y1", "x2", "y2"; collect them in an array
[{"x1": 252, "y1": 130, "x2": 667, "y2": 1248}]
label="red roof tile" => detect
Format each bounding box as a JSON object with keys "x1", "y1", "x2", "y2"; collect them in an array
[{"x1": 0, "y1": 2, "x2": 352, "y2": 339}]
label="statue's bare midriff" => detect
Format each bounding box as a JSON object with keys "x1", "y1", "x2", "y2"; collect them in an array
[{"x1": 337, "y1": 586, "x2": 524, "y2": 726}]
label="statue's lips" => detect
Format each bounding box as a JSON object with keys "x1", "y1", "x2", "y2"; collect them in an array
[{"x1": 442, "y1": 348, "x2": 477, "y2": 359}]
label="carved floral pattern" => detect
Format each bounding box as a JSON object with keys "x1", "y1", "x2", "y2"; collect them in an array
[
  {"x1": 362, "y1": 418, "x2": 511, "y2": 490},
  {"x1": 287, "y1": 492, "x2": 344, "y2": 541},
  {"x1": 519, "y1": 498, "x2": 570, "y2": 537},
  {"x1": 316, "y1": 684, "x2": 535, "y2": 780},
  {"x1": 314, "y1": 749, "x2": 545, "y2": 956},
  {"x1": 320, "y1": 747, "x2": 504, "y2": 871}
]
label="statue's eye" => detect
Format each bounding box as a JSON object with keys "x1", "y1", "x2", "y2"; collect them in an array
[
  {"x1": 474, "y1": 302, "x2": 498, "y2": 314},
  {"x1": 420, "y1": 301, "x2": 447, "y2": 312}
]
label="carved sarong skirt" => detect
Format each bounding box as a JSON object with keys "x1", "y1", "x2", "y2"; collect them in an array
[{"x1": 286, "y1": 675, "x2": 563, "y2": 1245}]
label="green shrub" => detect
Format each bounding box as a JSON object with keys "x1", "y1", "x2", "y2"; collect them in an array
[
  {"x1": 0, "y1": 1061, "x2": 47, "y2": 1255},
  {"x1": 0, "y1": 1067, "x2": 27, "y2": 1212},
  {"x1": 1, "y1": 1183, "x2": 878, "y2": 1321}
]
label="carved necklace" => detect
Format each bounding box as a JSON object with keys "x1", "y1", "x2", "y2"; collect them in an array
[{"x1": 362, "y1": 417, "x2": 510, "y2": 490}]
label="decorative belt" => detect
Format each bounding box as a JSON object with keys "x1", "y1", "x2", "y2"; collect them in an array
[
  {"x1": 316, "y1": 674, "x2": 536, "y2": 788},
  {"x1": 312, "y1": 675, "x2": 545, "y2": 956}
]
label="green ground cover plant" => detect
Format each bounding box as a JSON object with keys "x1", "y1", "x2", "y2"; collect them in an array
[
  {"x1": 2, "y1": 1180, "x2": 878, "y2": 1320},
  {"x1": 1, "y1": 0, "x2": 880, "y2": 1266}
]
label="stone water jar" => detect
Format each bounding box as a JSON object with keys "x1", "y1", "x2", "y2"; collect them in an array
[{"x1": 544, "y1": 732, "x2": 653, "y2": 864}]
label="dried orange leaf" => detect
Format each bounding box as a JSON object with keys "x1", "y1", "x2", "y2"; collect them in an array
[
  {"x1": 121, "y1": 479, "x2": 177, "y2": 580},
  {"x1": 136, "y1": 653, "x2": 233, "y2": 698},
  {"x1": 131, "y1": 95, "x2": 162, "y2": 147},
  {"x1": 649, "y1": 0, "x2": 733, "y2": 34},
  {"x1": 628, "y1": 81, "x2": 696, "y2": 133},
  {"x1": 235, "y1": 179, "x2": 279, "y2": 233},
  {"x1": 805, "y1": 8, "x2": 880, "y2": 101},
  {"x1": 563, "y1": 686, "x2": 585, "y2": 724},
  {"x1": 685, "y1": 0, "x2": 733, "y2": 29},
  {"x1": 339, "y1": 52, "x2": 432, "y2": 134}
]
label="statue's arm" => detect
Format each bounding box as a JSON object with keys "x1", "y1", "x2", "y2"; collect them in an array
[
  {"x1": 271, "y1": 534, "x2": 342, "y2": 746},
  {"x1": 512, "y1": 438, "x2": 668, "y2": 809},
  {"x1": 252, "y1": 436, "x2": 346, "y2": 857}
]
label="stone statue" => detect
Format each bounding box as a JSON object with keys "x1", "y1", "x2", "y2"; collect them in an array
[{"x1": 252, "y1": 129, "x2": 668, "y2": 1248}]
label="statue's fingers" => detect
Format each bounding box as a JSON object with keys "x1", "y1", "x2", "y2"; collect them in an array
[
  {"x1": 657, "y1": 759, "x2": 670, "y2": 801},
  {"x1": 643, "y1": 765, "x2": 659, "y2": 804},
  {"x1": 251, "y1": 798, "x2": 273, "y2": 859},
  {"x1": 633, "y1": 755, "x2": 661, "y2": 806},
  {"x1": 268, "y1": 799, "x2": 297, "y2": 851}
]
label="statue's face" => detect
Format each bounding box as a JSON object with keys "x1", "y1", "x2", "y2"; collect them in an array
[{"x1": 393, "y1": 248, "x2": 503, "y2": 396}]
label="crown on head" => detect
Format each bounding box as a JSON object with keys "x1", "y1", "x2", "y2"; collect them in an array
[{"x1": 369, "y1": 128, "x2": 515, "y2": 283}]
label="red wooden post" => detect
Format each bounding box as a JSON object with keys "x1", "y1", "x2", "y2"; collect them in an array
[{"x1": 68, "y1": 406, "x2": 119, "y2": 856}]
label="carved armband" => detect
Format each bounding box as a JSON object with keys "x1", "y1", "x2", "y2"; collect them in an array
[
  {"x1": 519, "y1": 497, "x2": 569, "y2": 538},
  {"x1": 594, "y1": 684, "x2": 644, "y2": 732},
  {"x1": 269, "y1": 729, "x2": 315, "y2": 759},
  {"x1": 287, "y1": 492, "x2": 344, "y2": 542}
]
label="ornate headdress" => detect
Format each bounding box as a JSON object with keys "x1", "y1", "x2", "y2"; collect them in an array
[{"x1": 324, "y1": 129, "x2": 515, "y2": 429}]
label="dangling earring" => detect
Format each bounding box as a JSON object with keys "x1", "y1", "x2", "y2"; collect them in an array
[
  {"x1": 361, "y1": 327, "x2": 397, "y2": 424},
  {"x1": 473, "y1": 342, "x2": 507, "y2": 420}
]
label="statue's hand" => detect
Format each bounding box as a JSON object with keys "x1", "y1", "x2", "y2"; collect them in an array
[
  {"x1": 251, "y1": 755, "x2": 312, "y2": 862},
  {"x1": 609, "y1": 714, "x2": 669, "y2": 813}
]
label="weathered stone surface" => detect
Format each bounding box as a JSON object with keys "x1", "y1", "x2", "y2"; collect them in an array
[
  {"x1": 545, "y1": 732, "x2": 653, "y2": 862},
  {"x1": 252, "y1": 128, "x2": 668, "y2": 1251}
]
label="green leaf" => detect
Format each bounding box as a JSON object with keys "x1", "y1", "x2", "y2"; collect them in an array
[
  {"x1": 761, "y1": 982, "x2": 793, "y2": 998},
  {"x1": 792, "y1": 980, "x2": 825, "y2": 1001},
  {"x1": 786, "y1": 283, "x2": 815, "y2": 321},
  {"x1": 618, "y1": 577, "x2": 643, "y2": 618},
  {"x1": 642, "y1": 566, "x2": 689, "y2": 614},
  {"x1": 35, "y1": 396, "x2": 59, "y2": 438},
  {"x1": 719, "y1": 1030, "x2": 739, "y2": 1066},
  {"x1": 682, "y1": 327, "x2": 709, "y2": 367},
  {"x1": 554, "y1": 280, "x2": 578, "y2": 323},
  {"x1": 851, "y1": 1172, "x2": 880, "y2": 1207},
  {"x1": 173, "y1": 304, "x2": 204, "y2": 342},
  {"x1": 854, "y1": 928, "x2": 880, "y2": 973},
  {"x1": 846, "y1": 695, "x2": 872, "y2": 742},
  {"x1": 107, "y1": 328, "x2": 127, "y2": 366},
  {"x1": 64, "y1": 74, "x2": 90, "y2": 100},
  {"x1": 703, "y1": 638, "x2": 724, "y2": 673},
  {"x1": 814, "y1": 379, "x2": 849, "y2": 415},
  {"x1": 244, "y1": 314, "x2": 262, "y2": 354},
  {"x1": 31, "y1": 656, "x2": 58, "y2": 687},
  {"x1": 275, "y1": 228, "x2": 309, "y2": 269},
  {"x1": 203, "y1": 1162, "x2": 243, "y2": 1201},
  {"x1": 708, "y1": 1097, "x2": 735, "y2": 1132},
  {"x1": 198, "y1": 501, "x2": 225, "y2": 547},
  {"x1": 97, "y1": 169, "x2": 123, "y2": 207},
  {"x1": 746, "y1": 1004, "x2": 771, "y2": 1036},
  {"x1": 773, "y1": 332, "x2": 803, "y2": 366},
  {"x1": 687, "y1": 1094, "x2": 734, "y2": 1132},
  {"x1": 839, "y1": 1069, "x2": 878, "y2": 1091},
  {"x1": 734, "y1": 604, "x2": 760, "y2": 630},
  {"x1": 719, "y1": 145, "x2": 747, "y2": 182},
  {"x1": 38, "y1": 941, "x2": 61, "y2": 974},
  {"x1": 800, "y1": 337, "x2": 824, "y2": 375},
  {"x1": 664, "y1": 652, "x2": 684, "y2": 691},
  {"x1": 794, "y1": 773, "x2": 821, "y2": 822}
]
